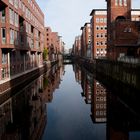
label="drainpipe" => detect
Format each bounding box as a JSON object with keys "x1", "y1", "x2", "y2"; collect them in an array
[{"x1": 8, "y1": 52, "x2": 10, "y2": 78}]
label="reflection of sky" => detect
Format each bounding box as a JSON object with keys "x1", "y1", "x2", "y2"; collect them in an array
[
  {"x1": 42, "y1": 65, "x2": 106, "y2": 140},
  {"x1": 129, "y1": 132, "x2": 140, "y2": 140}
]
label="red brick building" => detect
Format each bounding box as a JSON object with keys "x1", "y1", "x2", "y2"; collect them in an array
[
  {"x1": 45, "y1": 27, "x2": 63, "y2": 61},
  {"x1": 80, "y1": 23, "x2": 92, "y2": 58},
  {"x1": 91, "y1": 80, "x2": 107, "y2": 123},
  {"x1": 106, "y1": 0, "x2": 140, "y2": 60},
  {"x1": 73, "y1": 36, "x2": 81, "y2": 57},
  {"x1": 0, "y1": 0, "x2": 44, "y2": 80},
  {"x1": 90, "y1": 9, "x2": 107, "y2": 59}
]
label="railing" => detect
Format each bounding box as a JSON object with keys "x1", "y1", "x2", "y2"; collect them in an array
[{"x1": 117, "y1": 56, "x2": 140, "y2": 64}]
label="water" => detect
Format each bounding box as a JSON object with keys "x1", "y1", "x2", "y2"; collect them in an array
[
  {"x1": 0, "y1": 64, "x2": 140, "y2": 140},
  {"x1": 42, "y1": 65, "x2": 106, "y2": 140}
]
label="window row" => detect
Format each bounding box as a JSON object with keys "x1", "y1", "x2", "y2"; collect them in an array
[
  {"x1": 96, "y1": 26, "x2": 107, "y2": 30},
  {"x1": 96, "y1": 48, "x2": 107, "y2": 53},
  {"x1": 96, "y1": 33, "x2": 107, "y2": 38},
  {"x1": 9, "y1": 0, "x2": 43, "y2": 21},
  {"x1": 115, "y1": 0, "x2": 127, "y2": 6},
  {"x1": 25, "y1": 22, "x2": 42, "y2": 40},
  {"x1": 96, "y1": 41, "x2": 107, "y2": 46},
  {"x1": 132, "y1": 17, "x2": 140, "y2": 21},
  {"x1": 96, "y1": 18, "x2": 107, "y2": 23},
  {"x1": 96, "y1": 89, "x2": 106, "y2": 95},
  {"x1": 96, "y1": 111, "x2": 106, "y2": 116},
  {"x1": 96, "y1": 96, "x2": 106, "y2": 102},
  {"x1": 9, "y1": 0, "x2": 18, "y2": 9},
  {"x1": 9, "y1": 0, "x2": 44, "y2": 30},
  {"x1": 96, "y1": 104, "x2": 106, "y2": 109}
]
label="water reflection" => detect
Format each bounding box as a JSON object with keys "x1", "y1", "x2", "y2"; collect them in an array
[
  {"x1": 74, "y1": 64, "x2": 140, "y2": 140},
  {"x1": 0, "y1": 64, "x2": 63, "y2": 140},
  {"x1": 1, "y1": 63, "x2": 140, "y2": 140}
]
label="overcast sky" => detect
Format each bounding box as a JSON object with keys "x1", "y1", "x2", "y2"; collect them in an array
[{"x1": 36, "y1": 0, "x2": 139, "y2": 48}]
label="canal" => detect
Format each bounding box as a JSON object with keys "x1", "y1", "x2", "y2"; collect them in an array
[{"x1": 0, "y1": 63, "x2": 140, "y2": 140}]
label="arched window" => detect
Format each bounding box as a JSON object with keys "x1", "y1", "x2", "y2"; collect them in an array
[{"x1": 116, "y1": 16, "x2": 126, "y2": 21}]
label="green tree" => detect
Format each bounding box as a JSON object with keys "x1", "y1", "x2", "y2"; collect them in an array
[{"x1": 43, "y1": 48, "x2": 48, "y2": 60}]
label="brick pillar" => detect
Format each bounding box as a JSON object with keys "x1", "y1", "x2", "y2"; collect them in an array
[
  {"x1": 6, "y1": 7, "x2": 10, "y2": 45},
  {"x1": 0, "y1": 49, "x2": 2, "y2": 80}
]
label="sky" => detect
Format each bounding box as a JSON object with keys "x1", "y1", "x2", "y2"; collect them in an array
[{"x1": 36, "y1": 0, "x2": 139, "y2": 48}]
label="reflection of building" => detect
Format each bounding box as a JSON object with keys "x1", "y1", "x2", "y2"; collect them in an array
[
  {"x1": 0, "y1": 76, "x2": 46, "y2": 140},
  {"x1": 0, "y1": 99, "x2": 13, "y2": 139},
  {"x1": 91, "y1": 80, "x2": 106, "y2": 123},
  {"x1": 0, "y1": 0, "x2": 44, "y2": 80},
  {"x1": 84, "y1": 73, "x2": 92, "y2": 104},
  {"x1": 73, "y1": 64, "x2": 81, "y2": 84},
  {"x1": 80, "y1": 69, "x2": 92, "y2": 104},
  {"x1": 43, "y1": 65, "x2": 62, "y2": 103}
]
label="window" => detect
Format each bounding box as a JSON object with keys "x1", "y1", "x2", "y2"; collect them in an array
[
  {"x1": 104, "y1": 26, "x2": 107, "y2": 30},
  {"x1": 14, "y1": 12, "x2": 19, "y2": 27},
  {"x1": 96, "y1": 26, "x2": 99, "y2": 30},
  {"x1": 96, "y1": 33, "x2": 100, "y2": 38},
  {"x1": 19, "y1": 0, "x2": 21, "y2": 9},
  {"x1": 1, "y1": 28, "x2": 6, "y2": 44},
  {"x1": 96, "y1": 42, "x2": 100, "y2": 46},
  {"x1": 100, "y1": 34, "x2": 103, "y2": 38},
  {"x1": 124, "y1": 0, "x2": 127, "y2": 6},
  {"x1": 124, "y1": 27, "x2": 132, "y2": 33},
  {"x1": 119, "y1": 0, "x2": 122, "y2": 6},
  {"x1": 100, "y1": 26, "x2": 103, "y2": 30},
  {"x1": 2, "y1": 67, "x2": 7, "y2": 79},
  {"x1": 1, "y1": 9, "x2": 6, "y2": 23},
  {"x1": 10, "y1": 29, "x2": 14, "y2": 44},
  {"x1": 14, "y1": 0, "x2": 18, "y2": 9},
  {"x1": 96, "y1": 18, "x2": 99, "y2": 23},
  {"x1": 104, "y1": 18, "x2": 107, "y2": 23},
  {"x1": 9, "y1": 9, "x2": 14, "y2": 25},
  {"x1": 100, "y1": 18, "x2": 103, "y2": 23},
  {"x1": 2, "y1": 53, "x2": 7, "y2": 64},
  {"x1": 115, "y1": 0, "x2": 118, "y2": 6},
  {"x1": 9, "y1": 0, "x2": 14, "y2": 5},
  {"x1": 100, "y1": 41, "x2": 103, "y2": 45},
  {"x1": 15, "y1": 30, "x2": 18, "y2": 45}
]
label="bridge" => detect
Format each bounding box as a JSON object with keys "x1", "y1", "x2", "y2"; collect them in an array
[{"x1": 63, "y1": 54, "x2": 73, "y2": 64}]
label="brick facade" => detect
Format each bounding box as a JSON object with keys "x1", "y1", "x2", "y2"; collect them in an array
[
  {"x1": 0, "y1": 0, "x2": 45, "y2": 80},
  {"x1": 80, "y1": 23, "x2": 91, "y2": 58},
  {"x1": 106, "y1": 0, "x2": 140, "y2": 60},
  {"x1": 90, "y1": 9, "x2": 107, "y2": 59}
]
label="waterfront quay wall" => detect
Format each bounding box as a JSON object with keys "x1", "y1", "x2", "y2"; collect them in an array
[
  {"x1": 82, "y1": 58, "x2": 140, "y2": 91},
  {"x1": 0, "y1": 61, "x2": 57, "y2": 95}
]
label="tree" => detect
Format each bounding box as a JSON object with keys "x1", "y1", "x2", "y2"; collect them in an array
[{"x1": 43, "y1": 48, "x2": 48, "y2": 60}]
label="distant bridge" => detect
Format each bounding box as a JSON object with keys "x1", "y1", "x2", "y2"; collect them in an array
[{"x1": 63, "y1": 54, "x2": 73, "y2": 64}]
